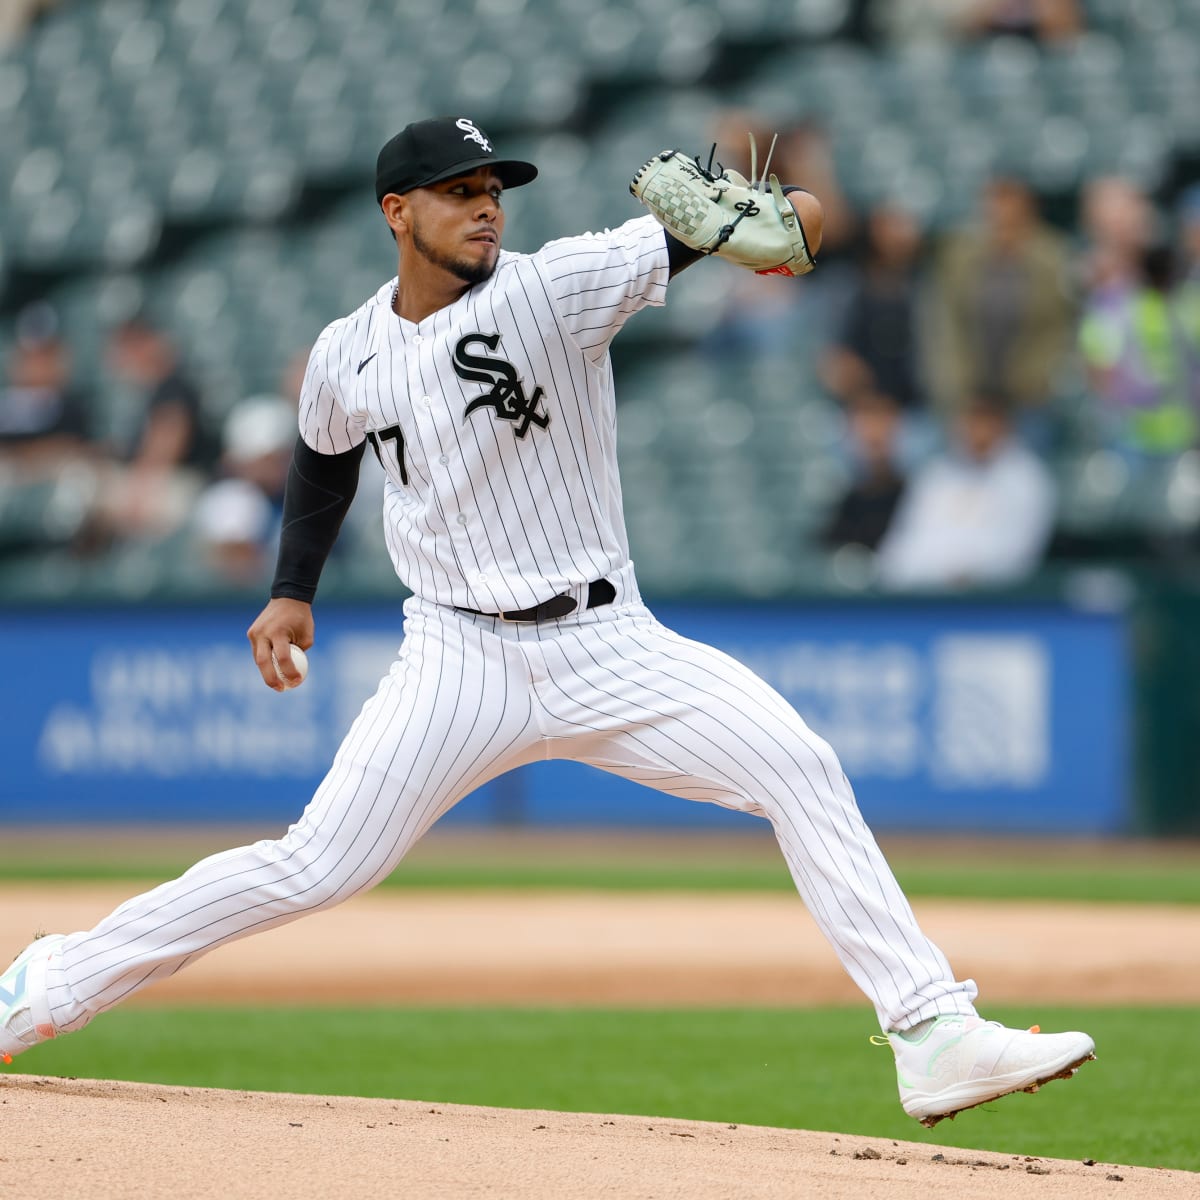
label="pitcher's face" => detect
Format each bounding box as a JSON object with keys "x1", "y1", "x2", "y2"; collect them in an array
[{"x1": 403, "y1": 168, "x2": 506, "y2": 286}]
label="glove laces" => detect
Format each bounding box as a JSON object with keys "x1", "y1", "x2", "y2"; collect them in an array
[{"x1": 702, "y1": 130, "x2": 779, "y2": 254}]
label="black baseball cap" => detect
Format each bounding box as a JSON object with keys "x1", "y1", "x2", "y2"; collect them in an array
[{"x1": 375, "y1": 117, "x2": 538, "y2": 202}]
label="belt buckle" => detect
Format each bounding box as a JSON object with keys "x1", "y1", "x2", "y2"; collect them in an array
[{"x1": 491, "y1": 587, "x2": 595, "y2": 623}]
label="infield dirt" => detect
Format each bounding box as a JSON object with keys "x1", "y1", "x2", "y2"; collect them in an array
[
  {"x1": 2, "y1": 830, "x2": 1198, "y2": 1197},
  {"x1": 1, "y1": 883, "x2": 1197, "y2": 1006}
]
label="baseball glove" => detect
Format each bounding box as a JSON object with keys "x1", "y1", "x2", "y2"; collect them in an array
[{"x1": 630, "y1": 137, "x2": 815, "y2": 277}]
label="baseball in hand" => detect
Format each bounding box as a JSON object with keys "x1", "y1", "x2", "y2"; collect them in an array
[{"x1": 271, "y1": 644, "x2": 308, "y2": 688}]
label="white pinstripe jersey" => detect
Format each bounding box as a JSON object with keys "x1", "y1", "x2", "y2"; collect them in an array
[{"x1": 299, "y1": 215, "x2": 669, "y2": 612}]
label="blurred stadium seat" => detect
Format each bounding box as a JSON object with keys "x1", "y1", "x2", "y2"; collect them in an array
[{"x1": 1, "y1": 0, "x2": 1199, "y2": 598}]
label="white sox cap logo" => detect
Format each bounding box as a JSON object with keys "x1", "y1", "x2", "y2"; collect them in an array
[{"x1": 456, "y1": 118, "x2": 492, "y2": 153}]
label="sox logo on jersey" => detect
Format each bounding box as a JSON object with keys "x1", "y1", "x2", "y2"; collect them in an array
[{"x1": 454, "y1": 333, "x2": 549, "y2": 438}]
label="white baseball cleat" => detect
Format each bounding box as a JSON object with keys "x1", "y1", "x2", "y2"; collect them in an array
[
  {"x1": 0, "y1": 934, "x2": 66, "y2": 1067},
  {"x1": 886, "y1": 1015, "x2": 1096, "y2": 1128}
]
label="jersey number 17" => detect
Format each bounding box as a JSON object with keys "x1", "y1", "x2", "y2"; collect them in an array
[{"x1": 367, "y1": 424, "x2": 408, "y2": 484}]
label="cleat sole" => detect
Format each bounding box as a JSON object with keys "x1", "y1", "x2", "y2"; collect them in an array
[{"x1": 918, "y1": 1051, "x2": 1096, "y2": 1129}]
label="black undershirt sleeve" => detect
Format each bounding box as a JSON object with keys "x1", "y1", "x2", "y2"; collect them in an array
[
  {"x1": 664, "y1": 185, "x2": 813, "y2": 279},
  {"x1": 665, "y1": 232, "x2": 704, "y2": 277},
  {"x1": 269, "y1": 435, "x2": 366, "y2": 603}
]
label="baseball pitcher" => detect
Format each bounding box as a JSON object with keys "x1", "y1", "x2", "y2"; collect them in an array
[{"x1": 1, "y1": 117, "x2": 1094, "y2": 1127}]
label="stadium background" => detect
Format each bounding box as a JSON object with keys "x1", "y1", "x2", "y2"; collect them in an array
[
  {"x1": 2, "y1": 0, "x2": 1199, "y2": 834},
  {"x1": 2, "y1": 2, "x2": 1200, "y2": 1190}
]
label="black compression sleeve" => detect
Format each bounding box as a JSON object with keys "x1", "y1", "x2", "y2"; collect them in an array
[
  {"x1": 665, "y1": 231, "x2": 704, "y2": 277},
  {"x1": 269, "y1": 435, "x2": 366, "y2": 602}
]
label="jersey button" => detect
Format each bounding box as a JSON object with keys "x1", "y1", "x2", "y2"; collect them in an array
[
  {"x1": 438, "y1": 454, "x2": 449, "y2": 465},
  {"x1": 476, "y1": 573, "x2": 488, "y2": 584},
  {"x1": 412, "y1": 334, "x2": 424, "y2": 344},
  {"x1": 423, "y1": 397, "x2": 433, "y2": 407},
  {"x1": 456, "y1": 514, "x2": 468, "y2": 525}
]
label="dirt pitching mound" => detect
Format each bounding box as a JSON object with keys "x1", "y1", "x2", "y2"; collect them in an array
[{"x1": 2, "y1": 1077, "x2": 1192, "y2": 1200}]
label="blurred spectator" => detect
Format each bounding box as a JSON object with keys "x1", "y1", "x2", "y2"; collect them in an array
[
  {"x1": 0, "y1": 303, "x2": 92, "y2": 474},
  {"x1": 1079, "y1": 241, "x2": 1200, "y2": 460},
  {"x1": 0, "y1": 303, "x2": 100, "y2": 556},
  {"x1": 821, "y1": 202, "x2": 930, "y2": 414},
  {"x1": 191, "y1": 478, "x2": 278, "y2": 588},
  {"x1": 218, "y1": 394, "x2": 295, "y2": 510},
  {"x1": 872, "y1": 0, "x2": 1082, "y2": 44},
  {"x1": 88, "y1": 316, "x2": 215, "y2": 545},
  {"x1": 106, "y1": 316, "x2": 214, "y2": 472},
  {"x1": 1174, "y1": 184, "x2": 1200, "y2": 337},
  {"x1": 0, "y1": 0, "x2": 62, "y2": 47},
  {"x1": 1079, "y1": 176, "x2": 1156, "y2": 294},
  {"x1": 875, "y1": 395, "x2": 1056, "y2": 589},
  {"x1": 821, "y1": 389, "x2": 908, "y2": 552},
  {"x1": 958, "y1": 0, "x2": 1082, "y2": 41},
  {"x1": 189, "y1": 393, "x2": 297, "y2": 587},
  {"x1": 930, "y1": 176, "x2": 1075, "y2": 444},
  {"x1": 1179, "y1": 185, "x2": 1200, "y2": 265}
]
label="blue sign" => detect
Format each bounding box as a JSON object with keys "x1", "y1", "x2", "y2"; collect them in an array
[{"x1": 0, "y1": 600, "x2": 1129, "y2": 833}]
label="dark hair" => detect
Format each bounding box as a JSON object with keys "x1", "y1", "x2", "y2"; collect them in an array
[
  {"x1": 964, "y1": 394, "x2": 1014, "y2": 420},
  {"x1": 1142, "y1": 242, "x2": 1175, "y2": 291},
  {"x1": 846, "y1": 387, "x2": 900, "y2": 417}
]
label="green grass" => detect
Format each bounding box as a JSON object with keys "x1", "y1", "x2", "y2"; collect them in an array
[
  {"x1": 4, "y1": 858, "x2": 1200, "y2": 904},
  {"x1": 9, "y1": 1005, "x2": 1196, "y2": 1172}
]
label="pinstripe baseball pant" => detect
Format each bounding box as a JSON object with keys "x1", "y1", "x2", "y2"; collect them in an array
[{"x1": 46, "y1": 570, "x2": 978, "y2": 1034}]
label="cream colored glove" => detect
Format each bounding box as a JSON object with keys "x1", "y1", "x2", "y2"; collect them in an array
[{"x1": 630, "y1": 143, "x2": 815, "y2": 277}]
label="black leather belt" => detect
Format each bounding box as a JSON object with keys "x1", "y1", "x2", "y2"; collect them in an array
[{"x1": 457, "y1": 578, "x2": 616, "y2": 622}]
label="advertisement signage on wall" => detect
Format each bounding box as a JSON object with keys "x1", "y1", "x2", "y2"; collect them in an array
[{"x1": 0, "y1": 600, "x2": 1127, "y2": 833}]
